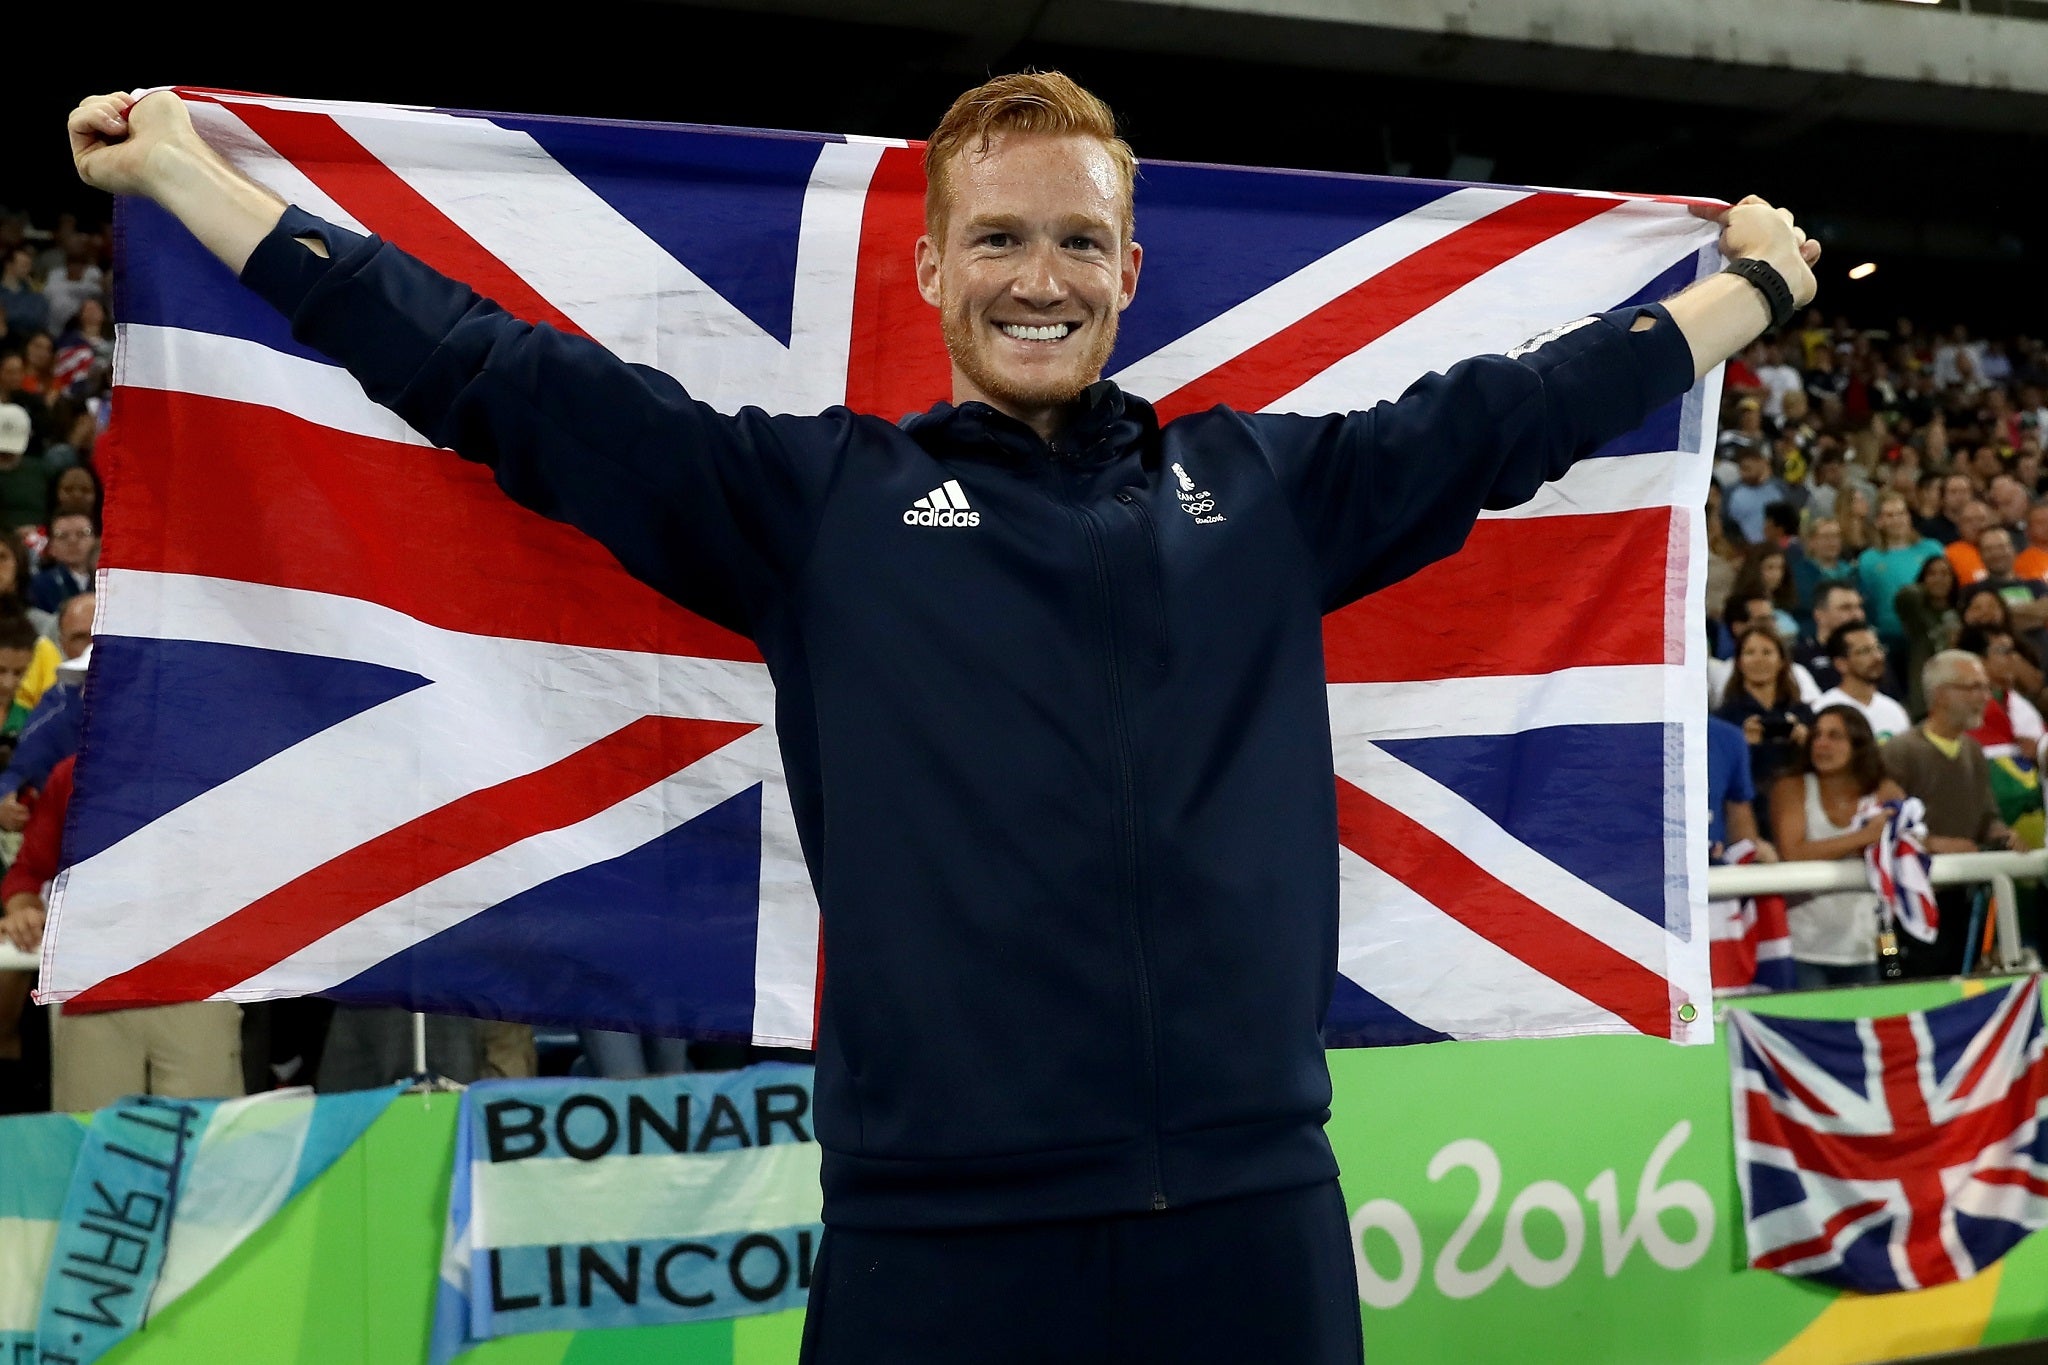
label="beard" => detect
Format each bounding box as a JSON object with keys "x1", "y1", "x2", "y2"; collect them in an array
[{"x1": 941, "y1": 304, "x2": 1121, "y2": 416}]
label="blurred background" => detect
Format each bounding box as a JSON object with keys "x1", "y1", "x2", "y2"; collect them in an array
[{"x1": 11, "y1": 0, "x2": 2046, "y2": 328}]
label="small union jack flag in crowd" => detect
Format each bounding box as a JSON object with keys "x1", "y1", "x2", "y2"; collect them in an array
[
  {"x1": 1708, "y1": 840, "x2": 1793, "y2": 996},
  {"x1": 1864, "y1": 796, "x2": 1939, "y2": 947},
  {"x1": 41, "y1": 90, "x2": 1725, "y2": 1047},
  {"x1": 1730, "y1": 976, "x2": 2048, "y2": 1292}
]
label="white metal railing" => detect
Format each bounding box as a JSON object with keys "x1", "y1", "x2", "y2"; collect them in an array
[
  {"x1": 7, "y1": 851, "x2": 2042, "y2": 990},
  {"x1": 1708, "y1": 849, "x2": 2048, "y2": 974}
]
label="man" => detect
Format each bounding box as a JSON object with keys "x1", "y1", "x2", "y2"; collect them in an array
[
  {"x1": 1724, "y1": 445, "x2": 1788, "y2": 543},
  {"x1": 1960, "y1": 526, "x2": 2048, "y2": 662},
  {"x1": 1882, "y1": 650, "x2": 2022, "y2": 977},
  {"x1": 1957, "y1": 624, "x2": 2046, "y2": 848},
  {"x1": 2013, "y1": 502, "x2": 2048, "y2": 582},
  {"x1": 1753, "y1": 341, "x2": 1804, "y2": 423},
  {"x1": 69, "y1": 78, "x2": 1818, "y2": 1361},
  {"x1": 0, "y1": 246, "x2": 48, "y2": 339},
  {"x1": 1946, "y1": 500, "x2": 1992, "y2": 583},
  {"x1": 1795, "y1": 581, "x2": 1865, "y2": 692},
  {"x1": 1814, "y1": 623, "x2": 1912, "y2": 743},
  {"x1": 1808, "y1": 447, "x2": 1860, "y2": 523},
  {"x1": 28, "y1": 511, "x2": 96, "y2": 612},
  {"x1": 1989, "y1": 473, "x2": 2032, "y2": 546},
  {"x1": 0, "y1": 403, "x2": 46, "y2": 530},
  {"x1": 1923, "y1": 472, "x2": 1975, "y2": 545}
]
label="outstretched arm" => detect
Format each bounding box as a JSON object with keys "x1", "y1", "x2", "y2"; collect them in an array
[{"x1": 70, "y1": 90, "x2": 292, "y2": 272}]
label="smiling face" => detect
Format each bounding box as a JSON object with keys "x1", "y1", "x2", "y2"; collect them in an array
[
  {"x1": 916, "y1": 132, "x2": 1142, "y2": 439},
  {"x1": 1737, "y1": 629, "x2": 1784, "y2": 688}
]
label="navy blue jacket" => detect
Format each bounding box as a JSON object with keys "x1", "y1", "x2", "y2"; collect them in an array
[{"x1": 244, "y1": 207, "x2": 1695, "y2": 1228}]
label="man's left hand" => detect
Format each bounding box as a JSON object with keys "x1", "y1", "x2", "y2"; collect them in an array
[{"x1": 1711, "y1": 196, "x2": 1822, "y2": 309}]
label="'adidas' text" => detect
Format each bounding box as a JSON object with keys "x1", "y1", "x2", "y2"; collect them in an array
[{"x1": 904, "y1": 480, "x2": 982, "y2": 528}]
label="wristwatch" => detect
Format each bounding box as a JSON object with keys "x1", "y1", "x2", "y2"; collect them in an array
[{"x1": 1723, "y1": 257, "x2": 1795, "y2": 333}]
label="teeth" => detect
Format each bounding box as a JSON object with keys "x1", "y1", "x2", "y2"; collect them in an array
[{"x1": 1000, "y1": 323, "x2": 1073, "y2": 341}]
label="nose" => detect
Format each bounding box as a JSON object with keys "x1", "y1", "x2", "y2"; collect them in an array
[{"x1": 1010, "y1": 241, "x2": 1068, "y2": 309}]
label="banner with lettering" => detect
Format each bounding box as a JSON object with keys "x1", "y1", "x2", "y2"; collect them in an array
[
  {"x1": 0, "y1": 1085, "x2": 398, "y2": 1365},
  {"x1": 430, "y1": 1064, "x2": 821, "y2": 1364}
]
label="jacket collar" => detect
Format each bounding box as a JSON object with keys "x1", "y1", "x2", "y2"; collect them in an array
[{"x1": 901, "y1": 381, "x2": 1158, "y2": 466}]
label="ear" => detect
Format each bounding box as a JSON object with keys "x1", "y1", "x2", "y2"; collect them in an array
[
  {"x1": 1118, "y1": 239, "x2": 1143, "y2": 313},
  {"x1": 915, "y1": 234, "x2": 942, "y2": 309}
]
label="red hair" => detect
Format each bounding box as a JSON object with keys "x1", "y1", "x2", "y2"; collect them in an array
[{"x1": 923, "y1": 70, "x2": 1136, "y2": 242}]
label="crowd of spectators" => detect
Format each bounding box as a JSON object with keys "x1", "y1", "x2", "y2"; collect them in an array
[{"x1": 1707, "y1": 313, "x2": 2048, "y2": 988}]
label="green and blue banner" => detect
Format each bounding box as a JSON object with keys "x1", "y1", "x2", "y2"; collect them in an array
[
  {"x1": 431, "y1": 1065, "x2": 821, "y2": 1364},
  {"x1": 0, "y1": 1085, "x2": 399, "y2": 1365}
]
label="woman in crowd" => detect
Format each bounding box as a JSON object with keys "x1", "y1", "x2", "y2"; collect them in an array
[
  {"x1": 1730, "y1": 545, "x2": 1801, "y2": 644},
  {"x1": 1771, "y1": 707, "x2": 1903, "y2": 989},
  {"x1": 1856, "y1": 490, "x2": 1944, "y2": 655},
  {"x1": 1836, "y1": 485, "x2": 1876, "y2": 557},
  {"x1": 1895, "y1": 552, "x2": 1960, "y2": 717},
  {"x1": 1716, "y1": 625, "x2": 1813, "y2": 826},
  {"x1": 41, "y1": 465, "x2": 101, "y2": 535}
]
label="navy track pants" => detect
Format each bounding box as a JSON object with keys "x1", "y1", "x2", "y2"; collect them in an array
[{"x1": 798, "y1": 1178, "x2": 1364, "y2": 1364}]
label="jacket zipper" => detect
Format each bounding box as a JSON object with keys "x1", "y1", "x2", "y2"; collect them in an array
[
  {"x1": 1113, "y1": 490, "x2": 1169, "y2": 670},
  {"x1": 1068, "y1": 472, "x2": 1169, "y2": 1212}
]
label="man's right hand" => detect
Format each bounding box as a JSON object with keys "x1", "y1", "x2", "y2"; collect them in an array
[
  {"x1": 0, "y1": 794, "x2": 28, "y2": 834},
  {"x1": 65, "y1": 89, "x2": 286, "y2": 275},
  {"x1": 70, "y1": 90, "x2": 194, "y2": 200}
]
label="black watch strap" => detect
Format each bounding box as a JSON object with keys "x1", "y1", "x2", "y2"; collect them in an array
[{"x1": 1723, "y1": 257, "x2": 1795, "y2": 333}]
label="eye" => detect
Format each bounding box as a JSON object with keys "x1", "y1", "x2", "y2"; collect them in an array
[
  {"x1": 980, "y1": 232, "x2": 1014, "y2": 249},
  {"x1": 1065, "y1": 235, "x2": 1103, "y2": 252}
]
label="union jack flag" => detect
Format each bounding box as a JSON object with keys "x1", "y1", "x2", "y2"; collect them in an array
[
  {"x1": 40, "y1": 89, "x2": 1722, "y2": 1047},
  {"x1": 1709, "y1": 840, "x2": 1793, "y2": 995},
  {"x1": 1730, "y1": 977, "x2": 2048, "y2": 1291}
]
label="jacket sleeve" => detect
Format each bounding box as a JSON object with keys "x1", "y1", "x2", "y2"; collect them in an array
[
  {"x1": 1, "y1": 755, "x2": 71, "y2": 901},
  {"x1": 0, "y1": 685, "x2": 78, "y2": 798},
  {"x1": 1243, "y1": 303, "x2": 1696, "y2": 612},
  {"x1": 240, "y1": 207, "x2": 846, "y2": 638}
]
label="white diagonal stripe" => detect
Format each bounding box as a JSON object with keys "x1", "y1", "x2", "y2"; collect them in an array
[
  {"x1": 942, "y1": 479, "x2": 971, "y2": 510},
  {"x1": 1106, "y1": 186, "x2": 1531, "y2": 398},
  {"x1": 1335, "y1": 737, "x2": 1674, "y2": 970},
  {"x1": 118, "y1": 324, "x2": 430, "y2": 447},
  {"x1": 256, "y1": 726, "x2": 787, "y2": 996},
  {"x1": 1326, "y1": 665, "x2": 1678, "y2": 741},
  {"x1": 95, "y1": 570, "x2": 771, "y2": 719},
  {"x1": 1337, "y1": 847, "x2": 1621, "y2": 1039},
  {"x1": 1274, "y1": 198, "x2": 1713, "y2": 415},
  {"x1": 1476, "y1": 452, "x2": 1684, "y2": 520},
  {"x1": 43, "y1": 571, "x2": 778, "y2": 995},
  {"x1": 329, "y1": 109, "x2": 884, "y2": 415},
  {"x1": 195, "y1": 99, "x2": 369, "y2": 234}
]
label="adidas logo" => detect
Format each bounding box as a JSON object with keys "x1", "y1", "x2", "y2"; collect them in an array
[{"x1": 902, "y1": 480, "x2": 982, "y2": 528}]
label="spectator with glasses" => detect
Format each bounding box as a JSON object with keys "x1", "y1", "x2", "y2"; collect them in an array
[
  {"x1": 28, "y1": 512, "x2": 94, "y2": 614},
  {"x1": 1882, "y1": 650, "x2": 2024, "y2": 976}
]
